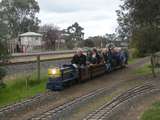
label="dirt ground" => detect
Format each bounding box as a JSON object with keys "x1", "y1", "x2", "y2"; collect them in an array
[{"x1": 9, "y1": 57, "x2": 157, "y2": 120}]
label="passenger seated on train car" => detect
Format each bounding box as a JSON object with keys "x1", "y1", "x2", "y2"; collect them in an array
[
  {"x1": 71, "y1": 48, "x2": 86, "y2": 66},
  {"x1": 123, "y1": 49, "x2": 129, "y2": 64},
  {"x1": 111, "y1": 47, "x2": 123, "y2": 66},
  {"x1": 86, "y1": 50, "x2": 93, "y2": 65},
  {"x1": 102, "y1": 48, "x2": 108, "y2": 63},
  {"x1": 90, "y1": 48, "x2": 103, "y2": 64}
]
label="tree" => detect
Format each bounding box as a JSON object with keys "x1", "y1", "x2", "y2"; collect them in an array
[
  {"x1": 117, "y1": 0, "x2": 160, "y2": 55},
  {"x1": 0, "y1": 0, "x2": 40, "y2": 38},
  {"x1": 65, "y1": 22, "x2": 84, "y2": 49},
  {"x1": 87, "y1": 36, "x2": 107, "y2": 48},
  {"x1": 116, "y1": 9, "x2": 131, "y2": 42},
  {"x1": 40, "y1": 25, "x2": 61, "y2": 50},
  {"x1": 83, "y1": 39, "x2": 95, "y2": 47},
  {"x1": 105, "y1": 33, "x2": 117, "y2": 42}
]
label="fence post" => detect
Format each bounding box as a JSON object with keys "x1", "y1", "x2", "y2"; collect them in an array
[
  {"x1": 37, "y1": 55, "x2": 40, "y2": 81},
  {"x1": 151, "y1": 54, "x2": 156, "y2": 77}
]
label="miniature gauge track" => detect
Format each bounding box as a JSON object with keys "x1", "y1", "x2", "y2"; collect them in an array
[
  {"x1": 83, "y1": 84, "x2": 158, "y2": 120},
  {"x1": 28, "y1": 87, "x2": 108, "y2": 120},
  {"x1": 28, "y1": 84, "x2": 156, "y2": 120},
  {"x1": 0, "y1": 92, "x2": 56, "y2": 119}
]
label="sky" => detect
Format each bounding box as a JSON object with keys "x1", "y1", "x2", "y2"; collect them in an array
[{"x1": 37, "y1": 0, "x2": 122, "y2": 38}]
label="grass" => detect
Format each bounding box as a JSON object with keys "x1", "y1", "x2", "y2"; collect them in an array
[
  {"x1": 133, "y1": 64, "x2": 152, "y2": 76},
  {"x1": 0, "y1": 71, "x2": 48, "y2": 107},
  {"x1": 128, "y1": 58, "x2": 136, "y2": 64},
  {"x1": 141, "y1": 101, "x2": 160, "y2": 120}
]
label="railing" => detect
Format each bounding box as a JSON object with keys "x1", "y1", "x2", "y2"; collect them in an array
[
  {"x1": 151, "y1": 52, "x2": 160, "y2": 77},
  {"x1": 0, "y1": 50, "x2": 76, "y2": 65},
  {"x1": 11, "y1": 50, "x2": 76, "y2": 58}
]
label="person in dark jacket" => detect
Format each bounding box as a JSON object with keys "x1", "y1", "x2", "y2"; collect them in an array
[
  {"x1": 91, "y1": 48, "x2": 102, "y2": 64},
  {"x1": 86, "y1": 50, "x2": 92, "y2": 65},
  {"x1": 71, "y1": 48, "x2": 86, "y2": 66}
]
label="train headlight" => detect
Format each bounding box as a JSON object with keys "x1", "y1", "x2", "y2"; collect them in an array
[
  {"x1": 48, "y1": 68, "x2": 61, "y2": 77},
  {"x1": 51, "y1": 69, "x2": 57, "y2": 75}
]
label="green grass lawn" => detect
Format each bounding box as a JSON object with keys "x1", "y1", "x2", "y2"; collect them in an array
[
  {"x1": 0, "y1": 72, "x2": 48, "y2": 107},
  {"x1": 128, "y1": 58, "x2": 136, "y2": 64},
  {"x1": 133, "y1": 64, "x2": 152, "y2": 76},
  {"x1": 141, "y1": 101, "x2": 160, "y2": 120}
]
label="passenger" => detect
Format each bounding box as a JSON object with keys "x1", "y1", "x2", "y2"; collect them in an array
[
  {"x1": 90, "y1": 48, "x2": 102, "y2": 64},
  {"x1": 71, "y1": 48, "x2": 86, "y2": 66},
  {"x1": 102, "y1": 48, "x2": 108, "y2": 63},
  {"x1": 86, "y1": 50, "x2": 92, "y2": 65}
]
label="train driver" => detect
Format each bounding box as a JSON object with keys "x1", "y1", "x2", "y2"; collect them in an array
[{"x1": 71, "y1": 48, "x2": 86, "y2": 67}]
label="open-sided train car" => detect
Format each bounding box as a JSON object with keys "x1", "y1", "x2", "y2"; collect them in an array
[{"x1": 46, "y1": 49, "x2": 128, "y2": 91}]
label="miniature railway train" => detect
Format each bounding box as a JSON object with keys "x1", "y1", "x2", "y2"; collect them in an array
[{"x1": 46, "y1": 51, "x2": 128, "y2": 91}]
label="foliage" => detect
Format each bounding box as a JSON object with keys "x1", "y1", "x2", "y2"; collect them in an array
[
  {"x1": 83, "y1": 39, "x2": 95, "y2": 47},
  {"x1": 132, "y1": 26, "x2": 160, "y2": 55},
  {"x1": 87, "y1": 36, "x2": 107, "y2": 48},
  {"x1": 0, "y1": 0, "x2": 40, "y2": 38},
  {"x1": 117, "y1": 0, "x2": 160, "y2": 55},
  {"x1": 105, "y1": 33, "x2": 117, "y2": 42},
  {"x1": 0, "y1": 72, "x2": 48, "y2": 107},
  {"x1": 116, "y1": 9, "x2": 131, "y2": 42},
  {"x1": 64, "y1": 22, "x2": 84, "y2": 49},
  {"x1": 131, "y1": 48, "x2": 143, "y2": 58},
  {"x1": 141, "y1": 101, "x2": 160, "y2": 120},
  {"x1": 40, "y1": 25, "x2": 61, "y2": 50}
]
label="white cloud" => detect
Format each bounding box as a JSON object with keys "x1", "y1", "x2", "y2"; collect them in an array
[{"x1": 37, "y1": 0, "x2": 122, "y2": 38}]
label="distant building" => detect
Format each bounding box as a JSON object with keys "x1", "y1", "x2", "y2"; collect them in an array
[{"x1": 19, "y1": 32, "x2": 43, "y2": 52}]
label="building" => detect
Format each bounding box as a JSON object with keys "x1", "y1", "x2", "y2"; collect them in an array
[{"x1": 19, "y1": 32, "x2": 43, "y2": 52}]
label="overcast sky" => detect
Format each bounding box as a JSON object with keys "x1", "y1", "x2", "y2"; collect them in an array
[{"x1": 37, "y1": 0, "x2": 122, "y2": 38}]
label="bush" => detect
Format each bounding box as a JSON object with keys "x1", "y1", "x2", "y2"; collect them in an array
[{"x1": 131, "y1": 48, "x2": 144, "y2": 58}]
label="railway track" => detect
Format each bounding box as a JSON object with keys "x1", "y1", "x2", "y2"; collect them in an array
[
  {"x1": 28, "y1": 88, "x2": 116, "y2": 120},
  {"x1": 28, "y1": 84, "x2": 157, "y2": 120},
  {"x1": 83, "y1": 84, "x2": 158, "y2": 120},
  {"x1": 28, "y1": 87, "x2": 107, "y2": 120},
  {"x1": 0, "y1": 92, "x2": 56, "y2": 120}
]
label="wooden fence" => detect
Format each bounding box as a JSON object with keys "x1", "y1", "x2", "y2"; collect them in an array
[{"x1": 151, "y1": 53, "x2": 160, "y2": 77}]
